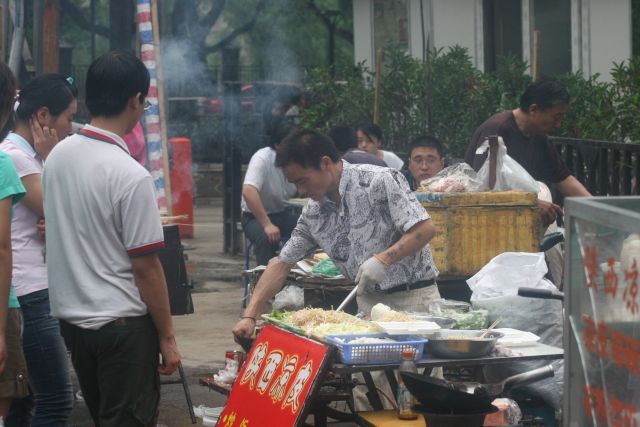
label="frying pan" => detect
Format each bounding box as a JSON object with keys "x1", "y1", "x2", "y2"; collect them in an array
[
  {"x1": 401, "y1": 372, "x2": 494, "y2": 414},
  {"x1": 401, "y1": 364, "x2": 554, "y2": 414}
]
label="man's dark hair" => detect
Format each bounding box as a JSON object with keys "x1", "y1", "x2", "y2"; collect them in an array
[
  {"x1": 328, "y1": 125, "x2": 357, "y2": 154},
  {"x1": 409, "y1": 135, "x2": 444, "y2": 158},
  {"x1": 356, "y1": 122, "x2": 383, "y2": 142},
  {"x1": 15, "y1": 74, "x2": 78, "y2": 123},
  {"x1": 276, "y1": 129, "x2": 340, "y2": 170},
  {"x1": 85, "y1": 51, "x2": 150, "y2": 117},
  {"x1": 519, "y1": 78, "x2": 570, "y2": 111},
  {"x1": 267, "y1": 115, "x2": 297, "y2": 149},
  {"x1": 0, "y1": 62, "x2": 16, "y2": 132}
]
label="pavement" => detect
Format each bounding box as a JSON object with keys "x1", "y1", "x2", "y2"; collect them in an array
[{"x1": 67, "y1": 199, "x2": 248, "y2": 426}]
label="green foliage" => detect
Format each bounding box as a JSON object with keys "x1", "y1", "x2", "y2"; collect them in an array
[
  {"x1": 302, "y1": 46, "x2": 640, "y2": 159},
  {"x1": 302, "y1": 46, "x2": 531, "y2": 157},
  {"x1": 301, "y1": 63, "x2": 374, "y2": 129},
  {"x1": 426, "y1": 46, "x2": 483, "y2": 157},
  {"x1": 556, "y1": 72, "x2": 616, "y2": 140},
  {"x1": 219, "y1": 0, "x2": 354, "y2": 78},
  {"x1": 610, "y1": 57, "x2": 640, "y2": 142}
]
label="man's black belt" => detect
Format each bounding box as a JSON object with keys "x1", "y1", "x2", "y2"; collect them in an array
[{"x1": 375, "y1": 278, "x2": 437, "y2": 295}]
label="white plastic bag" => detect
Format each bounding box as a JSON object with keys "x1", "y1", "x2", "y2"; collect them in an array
[
  {"x1": 419, "y1": 163, "x2": 484, "y2": 192},
  {"x1": 468, "y1": 252, "x2": 564, "y2": 410},
  {"x1": 476, "y1": 137, "x2": 539, "y2": 193},
  {"x1": 272, "y1": 285, "x2": 304, "y2": 311},
  {"x1": 467, "y1": 252, "x2": 548, "y2": 300}
]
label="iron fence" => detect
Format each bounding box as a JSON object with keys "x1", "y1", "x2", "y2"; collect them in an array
[{"x1": 552, "y1": 137, "x2": 640, "y2": 196}]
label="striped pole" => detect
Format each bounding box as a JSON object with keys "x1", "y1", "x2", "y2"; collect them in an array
[{"x1": 136, "y1": 0, "x2": 169, "y2": 212}]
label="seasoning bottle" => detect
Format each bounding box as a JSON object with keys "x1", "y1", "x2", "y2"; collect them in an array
[{"x1": 397, "y1": 349, "x2": 418, "y2": 420}]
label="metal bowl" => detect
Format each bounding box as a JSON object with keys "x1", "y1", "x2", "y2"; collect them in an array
[{"x1": 423, "y1": 329, "x2": 504, "y2": 359}]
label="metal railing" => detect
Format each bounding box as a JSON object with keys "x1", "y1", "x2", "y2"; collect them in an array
[{"x1": 552, "y1": 137, "x2": 640, "y2": 196}]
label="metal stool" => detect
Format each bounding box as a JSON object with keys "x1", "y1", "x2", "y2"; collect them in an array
[
  {"x1": 242, "y1": 236, "x2": 289, "y2": 308},
  {"x1": 242, "y1": 239, "x2": 254, "y2": 308}
]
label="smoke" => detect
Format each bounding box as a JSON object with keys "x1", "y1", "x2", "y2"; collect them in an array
[
  {"x1": 162, "y1": 38, "x2": 216, "y2": 98},
  {"x1": 263, "y1": 34, "x2": 303, "y2": 83}
]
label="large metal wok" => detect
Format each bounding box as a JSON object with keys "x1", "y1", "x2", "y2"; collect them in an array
[{"x1": 400, "y1": 364, "x2": 554, "y2": 414}]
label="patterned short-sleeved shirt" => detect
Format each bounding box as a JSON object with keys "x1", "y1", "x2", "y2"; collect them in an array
[{"x1": 279, "y1": 161, "x2": 438, "y2": 290}]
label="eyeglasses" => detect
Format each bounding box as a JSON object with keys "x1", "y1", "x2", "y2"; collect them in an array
[
  {"x1": 410, "y1": 157, "x2": 441, "y2": 166},
  {"x1": 143, "y1": 99, "x2": 152, "y2": 111}
]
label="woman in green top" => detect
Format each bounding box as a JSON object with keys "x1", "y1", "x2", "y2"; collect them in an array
[{"x1": 0, "y1": 62, "x2": 29, "y2": 419}]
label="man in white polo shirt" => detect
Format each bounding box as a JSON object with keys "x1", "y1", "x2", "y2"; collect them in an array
[{"x1": 42, "y1": 51, "x2": 180, "y2": 426}]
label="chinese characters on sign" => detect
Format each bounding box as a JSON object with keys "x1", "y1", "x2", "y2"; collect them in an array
[
  {"x1": 217, "y1": 325, "x2": 332, "y2": 427},
  {"x1": 583, "y1": 385, "x2": 639, "y2": 427},
  {"x1": 582, "y1": 314, "x2": 640, "y2": 376},
  {"x1": 582, "y1": 246, "x2": 639, "y2": 315}
]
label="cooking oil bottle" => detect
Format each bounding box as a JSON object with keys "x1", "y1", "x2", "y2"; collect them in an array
[{"x1": 397, "y1": 349, "x2": 418, "y2": 420}]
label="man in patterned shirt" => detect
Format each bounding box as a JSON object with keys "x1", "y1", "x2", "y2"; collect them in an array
[{"x1": 233, "y1": 129, "x2": 440, "y2": 339}]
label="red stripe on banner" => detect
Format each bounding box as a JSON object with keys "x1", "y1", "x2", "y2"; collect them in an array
[
  {"x1": 146, "y1": 123, "x2": 161, "y2": 134},
  {"x1": 127, "y1": 241, "x2": 165, "y2": 256},
  {"x1": 157, "y1": 196, "x2": 166, "y2": 209},
  {"x1": 137, "y1": 11, "x2": 151, "y2": 22},
  {"x1": 147, "y1": 87, "x2": 158, "y2": 98},
  {"x1": 141, "y1": 50, "x2": 155, "y2": 62},
  {"x1": 150, "y1": 159, "x2": 164, "y2": 170}
]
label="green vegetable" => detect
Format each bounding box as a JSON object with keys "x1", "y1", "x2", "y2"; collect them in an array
[
  {"x1": 443, "y1": 309, "x2": 488, "y2": 330},
  {"x1": 269, "y1": 309, "x2": 289, "y2": 321}
]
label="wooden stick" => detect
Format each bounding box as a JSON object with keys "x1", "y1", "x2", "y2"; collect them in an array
[
  {"x1": 43, "y1": 0, "x2": 59, "y2": 72},
  {"x1": 532, "y1": 30, "x2": 541, "y2": 81},
  {"x1": 373, "y1": 48, "x2": 383, "y2": 125},
  {"x1": 488, "y1": 135, "x2": 499, "y2": 190},
  {"x1": 150, "y1": 0, "x2": 173, "y2": 214}
]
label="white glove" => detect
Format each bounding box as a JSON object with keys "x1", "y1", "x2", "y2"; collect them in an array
[{"x1": 355, "y1": 257, "x2": 387, "y2": 296}]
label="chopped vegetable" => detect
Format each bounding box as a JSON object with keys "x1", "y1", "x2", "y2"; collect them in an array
[{"x1": 442, "y1": 309, "x2": 488, "y2": 330}]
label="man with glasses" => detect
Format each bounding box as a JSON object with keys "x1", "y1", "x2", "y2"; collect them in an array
[
  {"x1": 405, "y1": 135, "x2": 446, "y2": 190},
  {"x1": 42, "y1": 51, "x2": 180, "y2": 426}
]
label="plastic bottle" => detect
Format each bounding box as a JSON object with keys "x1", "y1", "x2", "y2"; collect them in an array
[{"x1": 397, "y1": 349, "x2": 418, "y2": 420}]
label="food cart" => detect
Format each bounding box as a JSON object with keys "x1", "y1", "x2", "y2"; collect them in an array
[
  {"x1": 563, "y1": 197, "x2": 640, "y2": 426},
  {"x1": 205, "y1": 308, "x2": 564, "y2": 427}
]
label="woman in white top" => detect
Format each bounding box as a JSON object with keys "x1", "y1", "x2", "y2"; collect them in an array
[
  {"x1": 0, "y1": 74, "x2": 77, "y2": 425},
  {"x1": 356, "y1": 123, "x2": 404, "y2": 170}
]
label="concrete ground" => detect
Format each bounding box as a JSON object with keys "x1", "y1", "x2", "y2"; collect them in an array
[{"x1": 67, "y1": 199, "x2": 249, "y2": 426}]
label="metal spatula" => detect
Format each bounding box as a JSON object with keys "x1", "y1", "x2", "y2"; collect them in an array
[{"x1": 336, "y1": 286, "x2": 358, "y2": 312}]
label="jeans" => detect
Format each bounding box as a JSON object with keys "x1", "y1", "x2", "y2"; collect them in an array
[
  {"x1": 242, "y1": 211, "x2": 299, "y2": 266},
  {"x1": 9, "y1": 289, "x2": 73, "y2": 427}
]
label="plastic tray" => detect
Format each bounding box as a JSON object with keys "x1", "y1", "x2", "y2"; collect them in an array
[
  {"x1": 374, "y1": 321, "x2": 441, "y2": 335},
  {"x1": 326, "y1": 334, "x2": 427, "y2": 365},
  {"x1": 493, "y1": 328, "x2": 540, "y2": 347}
]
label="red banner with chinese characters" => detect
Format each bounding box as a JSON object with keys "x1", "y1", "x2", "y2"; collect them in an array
[{"x1": 217, "y1": 325, "x2": 333, "y2": 427}]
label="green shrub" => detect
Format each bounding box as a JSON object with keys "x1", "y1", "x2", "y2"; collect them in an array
[{"x1": 301, "y1": 45, "x2": 640, "y2": 159}]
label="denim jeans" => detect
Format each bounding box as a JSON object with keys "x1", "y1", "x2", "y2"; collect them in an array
[
  {"x1": 9, "y1": 289, "x2": 73, "y2": 426},
  {"x1": 242, "y1": 211, "x2": 299, "y2": 266}
]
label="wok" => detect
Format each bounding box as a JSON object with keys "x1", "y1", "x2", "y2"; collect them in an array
[{"x1": 401, "y1": 365, "x2": 554, "y2": 414}]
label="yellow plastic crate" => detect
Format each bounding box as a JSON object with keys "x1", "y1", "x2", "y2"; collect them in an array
[{"x1": 419, "y1": 191, "x2": 541, "y2": 277}]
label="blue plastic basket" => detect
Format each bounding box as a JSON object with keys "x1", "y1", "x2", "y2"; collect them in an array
[{"x1": 325, "y1": 334, "x2": 427, "y2": 365}]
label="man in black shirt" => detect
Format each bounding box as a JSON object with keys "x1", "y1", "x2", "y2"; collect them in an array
[{"x1": 465, "y1": 78, "x2": 591, "y2": 226}]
